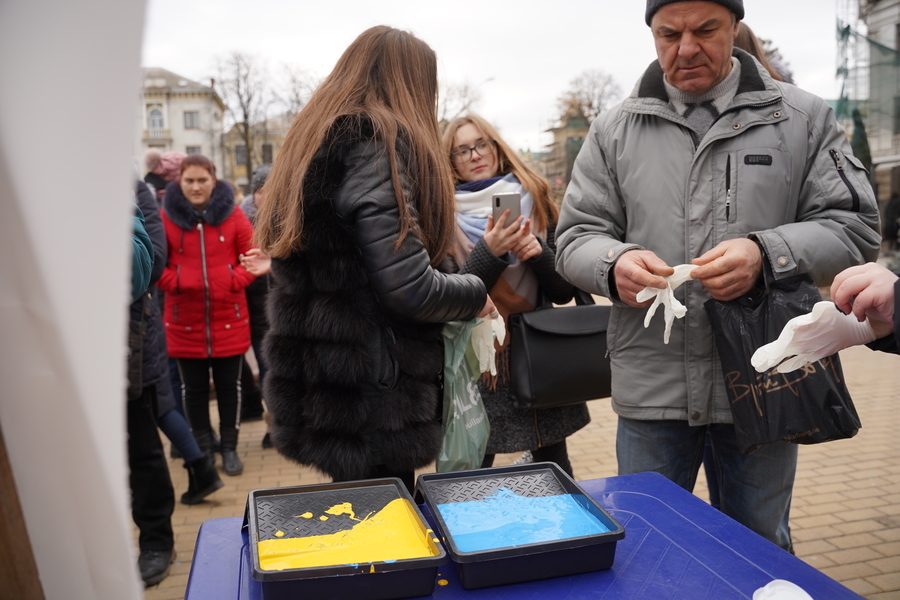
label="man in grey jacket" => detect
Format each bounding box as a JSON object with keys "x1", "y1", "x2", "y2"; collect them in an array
[{"x1": 556, "y1": 0, "x2": 880, "y2": 552}]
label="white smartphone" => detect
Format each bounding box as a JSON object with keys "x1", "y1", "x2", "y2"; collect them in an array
[{"x1": 492, "y1": 192, "x2": 521, "y2": 224}]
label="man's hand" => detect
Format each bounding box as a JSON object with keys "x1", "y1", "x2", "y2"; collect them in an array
[
  {"x1": 614, "y1": 250, "x2": 674, "y2": 307},
  {"x1": 831, "y1": 263, "x2": 897, "y2": 338},
  {"x1": 690, "y1": 238, "x2": 762, "y2": 301}
]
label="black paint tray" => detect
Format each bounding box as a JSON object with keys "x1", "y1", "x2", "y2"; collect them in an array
[
  {"x1": 243, "y1": 478, "x2": 446, "y2": 600},
  {"x1": 415, "y1": 462, "x2": 625, "y2": 589}
]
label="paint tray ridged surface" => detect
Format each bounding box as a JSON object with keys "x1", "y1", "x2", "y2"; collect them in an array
[
  {"x1": 246, "y1": 479, "x2": 446, "y2": 600},
  {"x1": 415, "y1": 462, "x2": 625, "y2": 589}
]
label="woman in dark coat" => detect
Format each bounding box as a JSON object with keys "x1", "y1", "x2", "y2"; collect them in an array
[
  {"x1": 442, "y1": 114, "x2": 590, "y2": 477},
  {"x1": 255, "y1": 26, "x2": 493, "y2": 492}
]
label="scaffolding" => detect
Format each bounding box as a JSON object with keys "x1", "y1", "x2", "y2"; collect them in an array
[{"x1": 836, "y1": 0, "x2": 900, "y2": 184}]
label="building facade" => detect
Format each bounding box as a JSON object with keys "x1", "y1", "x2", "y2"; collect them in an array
[
  {"x1": 527, "y1": 104, "x2": 590, "y2": 204},
  {"x1": 221, "y1": 112, "x2": 292, "y2": 189},
  {"x1": 135, "y1": 68, "x2": 226, "y2": 176}
]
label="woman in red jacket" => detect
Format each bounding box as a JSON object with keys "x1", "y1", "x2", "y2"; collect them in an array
[{"x1": 158, "y1": 154, "x2": 255, "y2": 476}]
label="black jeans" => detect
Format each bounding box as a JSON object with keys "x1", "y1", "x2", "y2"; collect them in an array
[
  {"x1": 176, "y1": 355, "x2": 243, "y2": 441},
  {"x1": 128, "y1": 384, "x2": 174, "y2": 551}
]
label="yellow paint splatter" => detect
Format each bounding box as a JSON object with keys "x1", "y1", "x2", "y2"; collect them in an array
[
  {"x1": 295, "y1": 512, "x2": 314, "y2": 519},
  {"x1": 325, "y1": 502, "x2": 357, "y2": 520},
  {"x1": 437, "y1": 579, "x2": 449, "y2": 586},
  {"x1": 257, "y1": 499, "x2": 439, "y2": 571},
  {"x1": 274, "y1": 531, "x2": 285, "y2": 538},
  {"x1": 319, "y1": 516, "x2": 328, "y2": 521}
]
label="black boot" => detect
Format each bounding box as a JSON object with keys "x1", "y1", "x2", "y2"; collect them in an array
[
  {"x1": 181, "y1": 456, "x2": 224, "y2": 505},
  {"x1": 138, "y1": 548, "x2": 175, "y2": 587},
  {"x1": 220, "y1": 427, "x2": 243, "y2": 476},
  {"x1": 192, "y1": 429, "x2": 216, "y2": 466}
]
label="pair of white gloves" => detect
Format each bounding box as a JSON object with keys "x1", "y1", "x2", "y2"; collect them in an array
[{"x1": 638, "y1": 265, "x2": 876, "y2": 373}]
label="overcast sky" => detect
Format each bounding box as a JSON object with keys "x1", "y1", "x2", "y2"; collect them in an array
[{"x1": 142, "y1": 0, "x2": 842, "y2": 152}]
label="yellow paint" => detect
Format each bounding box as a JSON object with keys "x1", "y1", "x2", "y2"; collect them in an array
[
  {"x1": 274, "y1": 531, "x2": 285, "y2": 538},
  {"x1": 257, "y1": 499, "x2": 439, "y2": 571},
  {"x1": 296, "y1": 512, "x2": 314, "y2": 519},
  {"x1": 437, "y1": 579, "x2": 449, "y2": 586},
  {"x1": 325, "y1": 502, "x2": 357, "y2": 520},
  {"x1": 319, "y1": 516, "x2": 328, "y2": 521}
]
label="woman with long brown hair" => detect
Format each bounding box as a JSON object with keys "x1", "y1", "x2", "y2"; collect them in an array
[
  {"x1": 441, "y1": 114, "x2": 590, "y2": 477},
  {"x1": 255, "y1": 26, "x2": 492, "y2": 491}
]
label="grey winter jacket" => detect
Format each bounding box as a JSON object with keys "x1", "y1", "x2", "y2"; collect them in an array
[{"x1": 556, "y1": 50, "x2": 881, "y2": 425}]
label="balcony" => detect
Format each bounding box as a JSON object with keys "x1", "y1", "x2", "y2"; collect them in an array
[{"x1": 143, "y1": 128, "x2": 171, "y2": 141}]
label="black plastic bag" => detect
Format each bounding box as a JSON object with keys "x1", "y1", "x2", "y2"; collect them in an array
[{"x1": 703, "y1": 267, "x2": 860, "y2": 454}]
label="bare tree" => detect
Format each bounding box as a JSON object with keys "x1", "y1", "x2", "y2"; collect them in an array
[
  {"x1": 276, "y1": 62, "x2": 319, "y2": 120},
  {"x1": 556, "y1": 69, "x2": 622, "y2": 122},
  {"x1": 215, "y1": 52, "x2": 273, "y2": 179},
  {"x1": 439, "y1": 81, "x2": 484, "y2": 129}
]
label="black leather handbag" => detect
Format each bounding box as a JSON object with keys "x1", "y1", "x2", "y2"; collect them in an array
[{"x1": 507, "y1": 290, "x2": 612, "y2": 409}]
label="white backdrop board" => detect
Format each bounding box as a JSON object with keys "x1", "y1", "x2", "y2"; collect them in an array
[{"x1": 0, "y1": 1, "x2": 148, "y2": 598}]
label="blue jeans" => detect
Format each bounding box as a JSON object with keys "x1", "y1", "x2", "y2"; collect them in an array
[{"x1": 616, "y1": 416, "x2": 797, "y2": 552}]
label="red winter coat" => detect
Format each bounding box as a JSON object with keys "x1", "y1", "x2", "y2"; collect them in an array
[{"x1": 158, "y1": 181, "x2": 255, "y2": 358}]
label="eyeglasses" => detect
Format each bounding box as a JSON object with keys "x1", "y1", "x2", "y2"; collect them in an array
[{"x1": 450, "y1": 139, "x2": 495, "y2": 163}]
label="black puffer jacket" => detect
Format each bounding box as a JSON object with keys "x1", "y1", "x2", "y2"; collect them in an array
[{"x1": 264, "y1": 116, "x2": 486, "y2": 480}]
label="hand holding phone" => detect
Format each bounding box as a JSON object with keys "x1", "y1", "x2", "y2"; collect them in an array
[{"x1": 485, "y1": 192, "x2": 526, "y2": 257}]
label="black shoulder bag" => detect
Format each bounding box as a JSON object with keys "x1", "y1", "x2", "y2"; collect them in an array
[{"x1": 507, "y1": 289, "x2": 612, "y2": 410}]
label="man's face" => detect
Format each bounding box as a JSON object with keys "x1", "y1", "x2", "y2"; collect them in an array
[{"x1": 652, "y1": 2, "x2": 740, "y2": 95}]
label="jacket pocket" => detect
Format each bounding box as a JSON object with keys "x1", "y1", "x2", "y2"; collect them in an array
[
  {"x1": 371, "y1": 326, "x2": 400, "y2": 392},
  {"x1": 830, "y1": 149, "x2": 864, "y2": 213},
  {"x1": 728, "y1": 148, "x2": 792, "y2": 233}
]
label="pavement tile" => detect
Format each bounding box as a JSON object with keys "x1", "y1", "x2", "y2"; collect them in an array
[{"x1": 864, "y1": 572, "x2": 900, "y2": 592}]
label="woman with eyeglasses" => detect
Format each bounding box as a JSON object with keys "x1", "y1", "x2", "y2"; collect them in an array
[
  {"x1": 442, "y1": 114, "x2": 590, "y2": 477},
  {"x1": 254, "y1": 27, "x2": 493, "y2": 492}
]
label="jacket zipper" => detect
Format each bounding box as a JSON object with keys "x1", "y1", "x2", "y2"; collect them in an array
[
  {"x1": 725, "y1": 155, "x2": 732, "y2": 222},
  {"x1": 198, "y1": 222, "x2": 213, "y2": 357},
  {"x1": 829, "y1": 149, "x2": 860, "y2": 212}
]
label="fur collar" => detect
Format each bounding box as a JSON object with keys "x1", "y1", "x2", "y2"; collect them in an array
[{"x1": 163, "y1": 180, "x2": 235, "y2": 229}]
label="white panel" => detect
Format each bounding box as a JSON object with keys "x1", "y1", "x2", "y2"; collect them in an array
[{"x1": 0, "y1": 1, "x2": 147, "y2": 598}]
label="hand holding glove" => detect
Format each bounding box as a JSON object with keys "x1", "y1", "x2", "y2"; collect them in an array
[
  {"x1": 636, "y1": 264, "x2": 697, "y2": 344},
  {"x1": 751, "y1": 301, "x2": 877, "y2": 374},
  {"x1": 470, "y1": 311, "x2": 506, "y2": 376}
]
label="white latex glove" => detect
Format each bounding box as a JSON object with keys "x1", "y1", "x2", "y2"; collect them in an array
[
  {"x1": 636, "y1": 264, "x2": 697, "y2": 344},
  {"x1": 753, "y1": 579, "x2": 813, "y2": 600},
  {"x1": 751, "y1": 301, "x2": 877, "y2": 374},
  {"x1": 470, "y1": 312, "x2": 506, "y2": 376}
]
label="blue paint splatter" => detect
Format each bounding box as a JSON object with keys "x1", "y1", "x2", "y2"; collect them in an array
[{"x1": 437, "y1": 488, "x2": 609, "y2": 553}]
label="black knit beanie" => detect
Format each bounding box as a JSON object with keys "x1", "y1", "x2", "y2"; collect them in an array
[{"x1": 646, "y1": 0, "x2": 744, "y2": 26}]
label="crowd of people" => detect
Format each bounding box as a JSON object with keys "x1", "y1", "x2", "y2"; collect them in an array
[{"x1": 126, "y1": 0, "x2": 900, "y2": 588}]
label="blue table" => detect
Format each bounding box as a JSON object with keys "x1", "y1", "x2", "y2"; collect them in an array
[{"x1": 185, "y1": 472, "x2": 863, "y2": 599}]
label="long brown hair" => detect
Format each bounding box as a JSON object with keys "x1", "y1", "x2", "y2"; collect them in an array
[
  {"x1": 255, "y1": 26, "x2": 456, "y2": 264},
  {"x1": 734, "y1": 23, "x2": 783, "y2": 82},
  {"x1": 442, "y1": 114, "x2": 558, "y2": 232}
]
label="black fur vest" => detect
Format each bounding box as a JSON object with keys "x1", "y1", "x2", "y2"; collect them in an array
[{"x1": 263, "y1": 117, "x2": 452, "y2": 481}]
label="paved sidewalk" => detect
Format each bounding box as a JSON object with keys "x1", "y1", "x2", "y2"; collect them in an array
[{"x1": 142, "y1": 344, "x2": 899, "y2": 599}]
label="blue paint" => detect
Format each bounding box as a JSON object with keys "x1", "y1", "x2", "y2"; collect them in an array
[{"x1": 437, "y1": 488, "x2": 609, "y2": 553}]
